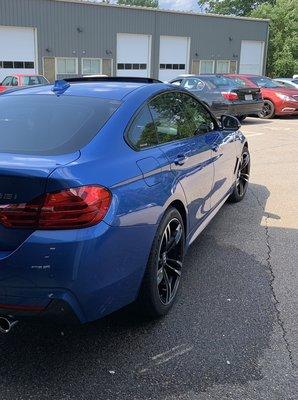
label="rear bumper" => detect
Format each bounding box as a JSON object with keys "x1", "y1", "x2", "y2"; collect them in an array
[
  {"x1": 227, "y1": 100, "x2": 264, "y2": 116},
  {"x1": 0, "y1": 221, "x2": 156, "y2": 324},
  {"x1": 211, "y1": 100, "x2": 264, "y2": 118}
]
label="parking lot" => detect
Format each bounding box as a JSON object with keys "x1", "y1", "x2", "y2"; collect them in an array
[{"x1": 1, "y1": 117, "x2": 297, "y2": 400}]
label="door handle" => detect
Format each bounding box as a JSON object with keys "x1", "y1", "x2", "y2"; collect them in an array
[
  {"x1": 211, "y1": 144, "x2": 220, "y2": 152},
  {"x1": 174, "y1": 154, "x2": 188, "y2": 166}
]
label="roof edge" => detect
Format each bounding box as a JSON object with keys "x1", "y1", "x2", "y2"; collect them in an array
[{"x1": 47, "y1": 0, "x2": 270, "y2": 22}]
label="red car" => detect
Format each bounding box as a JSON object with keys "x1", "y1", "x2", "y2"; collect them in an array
[
  {"x1": 0, "y1": 74, "x2": 49, "y2": 92},
  {"x1": 226, "y1": 74, "x2": 298, "y2": 119}
]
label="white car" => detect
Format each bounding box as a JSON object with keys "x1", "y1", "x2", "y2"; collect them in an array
[{"x1": 274, "y1": 78, "x2": 298, "y2": 89}]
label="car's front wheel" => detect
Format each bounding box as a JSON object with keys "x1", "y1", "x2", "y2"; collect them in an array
[
  {"x1": 137, "y1": 207, "x2": 185, "y2": 317},
  {"x1": 258, "y1": 99, "x2": 275, "y2": 119},
  {"x1": 229, "y1": 146, "x2": 250, "y2": 203}
]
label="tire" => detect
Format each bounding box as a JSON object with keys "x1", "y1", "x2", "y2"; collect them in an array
[
  {"x1": 258, "y1": 99, "x2": 275, "y2": 119},
  {"x1": 237, "y1": 115, "x2": 247, "y2": 122},
  {"x1": 137, "y1": 207, "x2": 185, "y2": 317},
  {"x1": 229, "y1": 146, "x2": 250, "y2": 203}
]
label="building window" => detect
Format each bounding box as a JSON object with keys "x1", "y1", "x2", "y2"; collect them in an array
[
  {"x1": 0, "y1": 61, "x2": 35, "y2": 69},
  {"x1": 159, "y1": 64, "x2": 186, "y2": 70},
  {"x1": 199, "y1": 60, "x2": 215, "y2": 74},
  {"x1": 117, "y1": 63, "x2": 147, "y2": 70},
  {"x1": 56, "y1": 58, "x2": 78, "y2": 75},
  {"x1": 216, "y1": 60, "x2": 230, "y2": 74},
  {"x1": 82, "y1": 58, "x2": 102, "y2": 75}
]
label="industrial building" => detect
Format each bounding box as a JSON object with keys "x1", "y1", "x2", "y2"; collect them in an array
[{"x1": 0, "y1": 0, "x2": 269, "y2": 82}]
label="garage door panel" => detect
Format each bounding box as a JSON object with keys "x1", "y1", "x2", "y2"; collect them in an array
[
  {"x1": 117, "y1": 34, "x2": 151, "y2": 77},
  {"x1": 159, "y1": 36, "x2": 190, "y2": 81},
  {"x1": 239, "y1": 40, "x2": 264, "y2": 75},
  {"x1": 0, "y1": 26, "x2": 37, "y2": 81}
]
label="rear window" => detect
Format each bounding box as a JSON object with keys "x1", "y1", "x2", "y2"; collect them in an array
[
  {"x1": 200, "y1": 76, "x2": 239, "y2": 89},
  {"x1": 0, "y1": 94, "x2": 120, "y2": 155}
]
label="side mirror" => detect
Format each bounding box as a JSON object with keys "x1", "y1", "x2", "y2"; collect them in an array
[{"x1": 221, "y1": 115, "x2": 241, "y2": 131}]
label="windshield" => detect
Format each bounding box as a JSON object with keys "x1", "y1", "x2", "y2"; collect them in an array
[
  {"x1": 250, "y1": 76, "x2": 283, "y2": 88},
  {"x1": 0, "y1": 94, "x2": 120, "y2": 155}
]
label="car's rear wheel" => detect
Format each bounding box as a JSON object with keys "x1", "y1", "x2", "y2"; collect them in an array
[
  {"x1": 137, "y1": 208, "x2": 185, "y2": 317},
  {"x1": 258, "y1": 99, "x2": 275, "y2": 119},
  {"x1": 229, "y1": 146, "x2": 250, "y2": 203}
]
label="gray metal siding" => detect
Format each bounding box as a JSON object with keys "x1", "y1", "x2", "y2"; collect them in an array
[{"x1": 0, "y1": 0, "x2": 269, "y2": 78}]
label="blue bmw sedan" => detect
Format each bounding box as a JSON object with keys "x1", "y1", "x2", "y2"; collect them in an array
[{"x1": 0, "y1": 77, "x2": 250, "y2": 332}]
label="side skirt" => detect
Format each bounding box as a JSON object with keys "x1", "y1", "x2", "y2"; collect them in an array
[{"x1": 188, "y1": 193, "x2": 230, "y2": 246}]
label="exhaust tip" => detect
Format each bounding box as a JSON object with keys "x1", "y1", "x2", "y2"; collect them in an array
[{"x1": 0, "y1": 317, "x2": 18, "y2": 334}]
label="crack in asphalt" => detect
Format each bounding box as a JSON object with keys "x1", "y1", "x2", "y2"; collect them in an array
[{"x1": 250, "y1": 188, "x2": 295, "y2": 368}]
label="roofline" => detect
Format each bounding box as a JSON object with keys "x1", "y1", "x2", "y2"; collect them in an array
[{"x1": 48, "y1": 0, "x2": 270, "y2": 23}]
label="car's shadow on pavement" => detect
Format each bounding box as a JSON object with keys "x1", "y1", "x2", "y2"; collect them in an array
[{"x1": 0, "y1": 183, "x2": 288, "y2": 400}]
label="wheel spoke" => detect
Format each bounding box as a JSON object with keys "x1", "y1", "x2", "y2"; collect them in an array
[
  {"x1": 166, "y1": 224, "x2": 182, "y2": 253},
  {"x1": 241, "y1": 154, "x2": 250, "y2": 169},
  {"x1": 238, "y1": 180, "x2": 244, "y2": 196},
  {"x1": 157, "y1": 267, "x2": 164, "y2": 285},
  {"x1": 240, "y1": 173, "x2": 250, "y2": 182},
  {"x1": 166, "y1": 259, "x2": 182, "y2": 277},
  {"x1": 163, "y1": 268, "x2": 172, "y2": 303}
]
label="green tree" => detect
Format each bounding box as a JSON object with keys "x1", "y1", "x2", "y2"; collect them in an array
[
  {"x1": 117, "y1": 0, "x2": 158, "y2": 8},
  {"x1": 251, "y1": 0, "x2": 298, "y2": 77},
  {"x1": 197, "y1": 0, "x2": 274, "y2": 16}
]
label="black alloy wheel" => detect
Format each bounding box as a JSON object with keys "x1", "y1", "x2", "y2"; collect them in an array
[
  {"x1": 229, "y1": 147, "x2": 250, "y2": 203},
  {"x1": 258, "y1": 99, "x2": 275, "y2": 119},
  {"x1": 137, "y1": 208, "x2": 185, "y2": 317},
  {"x1": 157, "y1": 218, "x2": 183, "y2": 305}
]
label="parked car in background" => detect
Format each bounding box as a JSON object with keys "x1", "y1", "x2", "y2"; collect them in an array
[
  {"x1": 227, "y1": 74, "x2": 298, "y2": 119},
  {"x1": 273, "y1": 78, "x2": 298, "y2": 89},
  {"x1": 0, "y1": 74, "x2": 49, "y2": 92},
  {"x1": 170, "y1": 74, "x2": 263, "y2": 121},
  {"x1": 0, "y1": 77, "x2": 250, "y2": 330}
]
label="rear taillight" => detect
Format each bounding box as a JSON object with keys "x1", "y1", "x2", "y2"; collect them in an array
[
  {"x1": 0, "y1": 186, "x2": 111, "y2": 229},
  {"x1": 222, "y1": 92, "x2": 238, "y2": 101}
]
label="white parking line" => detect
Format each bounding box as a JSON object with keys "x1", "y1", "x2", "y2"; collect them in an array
[{"x1": 243, "y1": 132, "x2": 265, "y2": 137}]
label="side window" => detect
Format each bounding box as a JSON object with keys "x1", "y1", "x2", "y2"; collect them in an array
[
  {"x1": 183, "y1": 78, "x2": 205, "y2": 91},
  {"x1": 171, "y1": 80, "x2": 182, "y2": 86},
  {"x1": 149, "y1": 92, "x2": 192, "y2": 144},
  {"x1": 127, "y1": 106, "x2": 158, "y2": 150},
  {"x1": 2, "y1": 77, "x2": 12, "y2": 86},
  {"x1": 11, "y1": 77, "x2": 18, "y2": 86},
  {"x1": 178, "y1": 93, "x2": 215, "y2": 135}
]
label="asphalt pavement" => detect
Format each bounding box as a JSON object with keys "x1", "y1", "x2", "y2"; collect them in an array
[{"x1": 1, "y1": 117, "x2": 297, "y2": 400}]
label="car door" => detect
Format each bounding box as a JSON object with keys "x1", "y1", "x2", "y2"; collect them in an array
[
  {"x1": 205, "y1": 120, "x2": 238, "y2": 210},
  {"x1": 148, "y1": 91, "x2": 214, "y2": 234}
]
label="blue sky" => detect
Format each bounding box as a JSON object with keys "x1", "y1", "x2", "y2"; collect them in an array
[
  {"x1": 107, "y1": 1, "x2": 202, "y2": 12},
  {"x1": 159, "y1": 0, "x2": 201, "y2": 11}
]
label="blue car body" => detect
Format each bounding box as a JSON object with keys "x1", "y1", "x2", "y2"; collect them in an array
[{"x1": 0, "y1": 80, "x2": 247, "y2": 323}]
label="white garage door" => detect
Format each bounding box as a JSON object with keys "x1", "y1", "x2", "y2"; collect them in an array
[
  {"x1": 159, "y1": 36, "x2": 190, "y2": 82},
  {"x1": 239, "y1": 40, "x2": 264, "y2": 75},
  {"x1": 117, "y1": 33, "x2": 151, "y2": 77},
  {"x1": 0, "y1": 26, "x2": 37, "y2": 82}
]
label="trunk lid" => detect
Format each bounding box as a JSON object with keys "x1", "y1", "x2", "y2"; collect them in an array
[
  {"x1": 0, "y1": 151, "x2": 80, "y2": 252},
  {"x1": 231, "y1": 87, "x2": 262, "y2": 101}
]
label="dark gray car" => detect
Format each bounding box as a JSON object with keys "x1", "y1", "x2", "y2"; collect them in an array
[{"x1": 170, "y1": 74, "x2": 263, "y2": 120}]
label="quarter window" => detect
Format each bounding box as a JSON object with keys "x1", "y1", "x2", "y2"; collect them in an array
[
  {"x1": 127, "y1": 106, "x2": 158, "y2": 150},
  {"x1": 149, "y1": 93, "x2": 192, "y2": 144}
]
